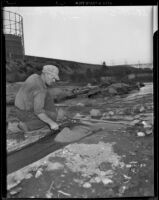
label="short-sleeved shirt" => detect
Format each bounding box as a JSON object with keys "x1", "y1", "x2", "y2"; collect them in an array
[{"x1": 15, "y1": 74, "x2": 55, "y2": 115}]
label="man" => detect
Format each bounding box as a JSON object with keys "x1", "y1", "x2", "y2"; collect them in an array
[{"x1": 14, "y1": 65, "x2": 65, "y2": 132}]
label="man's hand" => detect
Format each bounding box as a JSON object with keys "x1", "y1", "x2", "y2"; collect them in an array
[
  {"x1": 50, "y1": 122, "x2": 59, "y2": 131},
  {"x1": 37, "y1": 113, "x2": 59, "y2": 131}
]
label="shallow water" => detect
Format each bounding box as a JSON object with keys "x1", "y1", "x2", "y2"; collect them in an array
[{"x1": 125, "y1": 82, "x2": 153, "y2": 100}]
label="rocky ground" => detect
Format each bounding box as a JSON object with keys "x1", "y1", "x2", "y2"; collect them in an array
[{"x1": 6, "y1": 82, "x2": 154, "y2": 198}]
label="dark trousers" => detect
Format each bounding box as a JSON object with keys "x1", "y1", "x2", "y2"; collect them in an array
[{"x1": 9, "y1": 107, "x2": 57, "y2": 131}]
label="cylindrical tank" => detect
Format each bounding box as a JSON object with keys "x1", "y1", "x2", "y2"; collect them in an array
[{"x1": 3, "y1": 10, "x2": 25, "y2": 60}]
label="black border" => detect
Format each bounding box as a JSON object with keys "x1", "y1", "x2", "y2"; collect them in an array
[
  {"x1": 1, "y1": 0, "x2": 158, "y2": 6},
  {"x1": 0, "y1": 0, "x2": 158, "y2": 199}
]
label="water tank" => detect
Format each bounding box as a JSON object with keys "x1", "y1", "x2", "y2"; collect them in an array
[{"x1": 3, "y1": 10, "x2": 25, "y2": 60}]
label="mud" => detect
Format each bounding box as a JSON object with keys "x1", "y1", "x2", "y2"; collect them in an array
[{"x1": 6, "y1": 82, "x2": 154, "y2": 198}]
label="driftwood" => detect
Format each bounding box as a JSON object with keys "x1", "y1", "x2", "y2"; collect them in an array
[{"x1": 6, "y1": 82, "x2": 143, "y2": 105}]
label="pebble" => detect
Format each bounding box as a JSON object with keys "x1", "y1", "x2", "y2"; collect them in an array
[
  {"x1": 90, "y1": 109, "x2": 101, "y2": 117},
  {"x1": 25, "y1": 173, "x2": 33, "y2": 179},
  {"x1": 142, "y1": 121, "x2": 151, "y2": 128},
  {"x1": 134, "y1": 114, "x2": 141, "y2": 119},
  {"x1": 119, "y1": 185, "x2": 127, "y2": 194},
  {"x1": 102, "y1": 178, "x2": 113, "y2": 185},
  {"x1": 130, "y1": 119, "x2": 140, "y2": 126},
  {"x1": 10, "y1": 187, "x2": 22, "y2": 195},
  {"x1": 108, "y1": 111, "x2": 114, "y2": 116},
  {"x1": 35, "y1": 169, "x2": 43, "y2": 178},
  {"x1": 94, "y1": 176, "x2": 101, "y2": 183},
  {"x1": 145, "y1": 129, "x2": 152, "y2": 135},
  {"x1": 139, "y1": 106, "x2": 145, "y2": 112},
  {"x1": 137, "y1": 132, "x2": 145, "y2": 137},
  {"x1": 100, "y1": 171, "x2": 106, "y2": 176},
  {"x1": 76, "y1": 103, "x2": 84, "y2": 107},
  {"x1": 140, "y1": 163, "x2": 146, "y2": 167},
  {"x1": 45, "y1": 191, "x2": 53, "y2": 198},
  {"x1": 123, "y1": 174, "x2": 131, "y2": 179},
  {"x1": 83, "y1": 182, "x2": 92, "y2": 188}
]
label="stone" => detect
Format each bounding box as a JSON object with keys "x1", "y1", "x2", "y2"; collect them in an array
[
  {"x1": 35, "y1": 169, "x2": 43, "y2": 178},
  {"x1": 74, "y1": 113, "x2": 82, "y2": 118},
  {"x1": 126, "y1": 164, "x2": 132, "y2": 168},
  {"x1": 76, "y1": 103, "x2": 85, "y2": 107},
  {"x1": 102, "y1": 178, "x2": 113, "y2": 185},
  {"x1": 137, "y1": 132, "x2": 145, "y2": 137},
  {"x1": 25, "y1": 173, "x2": 33, "y2": 179},
  {"x1": 83, "y1": 182, "x2": 92, "y2": 188},
  {"x1": 108, "y1": 87, "x2": 118, "y2": 94},
  {"x1": 94, "y1": 177, "x2": 101, "y2": 183},
  {"x1": 90, "y1": 109, "x2": 101, "y2": 117},
  {"x1": 108, "y1": 111, "x2": 114, "y2": 116},
  {"x1": 46, "y1": 162, "x2": 64, "y2": 171},
  {"x1": 10, "y1": 187, "x2": 22, "y2": 195},
  {"x1": 45, "y1": 191, "x2": 53, "y2": 198},
  {"x1": 139, "y1": 106, "x2": 145, "y2": 112},
  {"x1": 54, "y1": 126, "x2": 90, "y2": 143},
  {"x1": 142, "y1": 121, "x2": 151, "y2": 128},
  {"x1": 145, "y1": 129, "x2": 152, "y2": 135},
  {"x1": 134, "y1": 114, "x2": 141, "y2": 119},
  {"x1": 130, "y1": 119, "x2": 140, "y2": 126}
]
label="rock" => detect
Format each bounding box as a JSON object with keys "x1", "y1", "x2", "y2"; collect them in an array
[
  {"x1": 87, "y1": 83, "x2": 92, "y2": 87},
  {"x1": 118, "y1": 110, "x2": 124, "y2": 115},
  {"x1": 45, "y1": 191, "x2": 53, "y2": 198},
  {"x1": 7, "y1": 122, "x2": 21, "y2": 133},
  {"x1": 122, "y1": 116, "x2": 134, "y2": 121},
  {"x1": 130, "y1": 119, "x2": 140, "y2": 126},
  {"x1": 76, "y1": 102, "x2": 84, "y2": 106},
  {"x1": 123, "y1": 174, "x2": 131, "y2": 179},
  {"x1": 10, "y1": 187, "x2": 22, "y2": 195},
  {"x1": 108, "y1": 111, "x2": 114, "y2": 116},
  {"x1": 119, "y1": 185, "x2": 127, "y2": 194},
  {"x1": 100, "y1": 171, "x2": 106, "y2": 176},
  {"x1": 83, "y1": 182, "x2": 92, "y2": 188},
  {"x1": 137, "y1": 132, "x2": 145, "y2": 137},
  {"x1": 102, "y1": 178, "x2": 113, "y2": 185},
  {"x1": 108, "y1": 87, "x2": 118, "y2": 95},
  {"x1": 25, "y1": 173, "x2": 33, "y2": 179},
  {"x1": 46, "y1": 162, "x2": 64, "y2": 171},
  {"x1": 35, "y1": 169, "x2": 43, "y2": 178},
  {"x1": 134, "y1": 114, "x2": 141, "y2": 119},
  {"x1": 126, "y1": 164, "x2": 132, "y2": 168},
  {"x1": 74, "y1": 113, "x2": 82, "y2": 118},
  {"x1": 139, "y1": 106, "x2": 145, "y2": 112},
  {"x1": 145, "y1": 129, "x2": 152, "y2": 135},
  {"x1": 94, "y1": 177, "x2": 101, "y2": 183},
  {"x1": 142, "y1": 121, "x2": 151, "y2": 128},
  {"x1": 90, "y1": 109, "x2": 101, "y2": 117}
]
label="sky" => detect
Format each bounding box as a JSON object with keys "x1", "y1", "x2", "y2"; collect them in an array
[{"x1": 3, "y1": 6, "x2": 156, "y2": 65}]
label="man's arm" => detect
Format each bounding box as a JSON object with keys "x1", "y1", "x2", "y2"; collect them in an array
[
  {"x1": 37, "y1": 113, "x2": 59, "y2": 130},
  {"x1": 34, "y1": 91, "x2": 59, "y2": 130}
]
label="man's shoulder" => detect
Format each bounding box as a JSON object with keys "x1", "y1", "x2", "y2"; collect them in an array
[
  {"x1": 27, "y1": 74, "x2": 40, "y2": 81},
  {"x1": 25, "y1": 74, "x2": 46, "y2": 92},
  {"x1": 25, "y1": 74, "x2": 41, "y2": 84}
]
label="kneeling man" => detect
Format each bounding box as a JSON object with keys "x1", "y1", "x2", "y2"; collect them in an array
[{"x1": 15, "y1": 65, "x2": 65, "y2": 132}]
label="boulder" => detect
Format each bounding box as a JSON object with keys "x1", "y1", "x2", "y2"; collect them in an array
[{"x1": 90, "y1": 109, "x2": 102, "y2": 117}]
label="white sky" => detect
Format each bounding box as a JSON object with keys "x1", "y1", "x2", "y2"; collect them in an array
[{"x1": 4, "y1": 6, "x2": 155, "y2": 65}]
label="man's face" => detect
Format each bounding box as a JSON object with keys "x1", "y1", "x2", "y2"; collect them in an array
[{"x1": 45, "y1": 73, "x2": 57, "y2": 86}]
